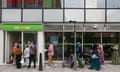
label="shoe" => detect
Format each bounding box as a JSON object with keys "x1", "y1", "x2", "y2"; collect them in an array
[
  {"x1": 28, "y1": 66, "x2": 31, "y2": 69},
  {"x1": 88, "y1": 67, "x2": 93, "y2": 69},
  {"x1": 96, "y1": 69, "x2": 100, "y2": 71},
  {"x1": 34, "y1": 66, "x2": 36, "y2": 68},
  {"x1": 53, "y1": 64, "x2": 57, "y2": 67},
  {"x1": 46, "y1": 66, "x2": 50, "y2": 69}
]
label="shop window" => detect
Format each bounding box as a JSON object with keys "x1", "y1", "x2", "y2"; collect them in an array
[
  {"x1": 107, "y1": 0, "x2": 120, "y2": 8},
  {"x1": 24, "y1": 0, "x2": 43, "y2": 8},
  {"x1": 7, "y1": 0, "x2": 22, "y2": 8},
  {"x1": 107, "y1": 10, "x2": 120, "y2": 22},
  {"x1": 0, "y1": 0, "x2": 1, "y2": 8},
  {"x1": 65, "y1": 0, "x2": 84, "y2": 8},
  {"x1": 43, "y1": 0, "x2": 63, "y2": 8},
  {"x1": 86, "y1": 0, "x2": 105, "y2": 8},
  {"x1": 0, "y1": 9, "x2": 1, "y2": 23}
]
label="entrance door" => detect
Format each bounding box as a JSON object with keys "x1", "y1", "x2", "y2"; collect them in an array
[
  {"x1": 23, "y1": 32, "x2": 37, "y2": 60},
  {"x1": 4, "y1": 31, "x2": 37, "y2": 63},
  {"x1": 4, "y1": 31, "x2": 21, "y2": 63},
  {"x1": 64, "y1": 32, "x2": 74, "y2": 60}
]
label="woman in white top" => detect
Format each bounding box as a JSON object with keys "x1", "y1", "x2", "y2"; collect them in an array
[{"x1": 24, "y1": 44, "x2": 30, "y2": 66}]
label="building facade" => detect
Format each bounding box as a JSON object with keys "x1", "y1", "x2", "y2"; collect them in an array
[{"x1": 0, "y1": 0, "x2": 120, "y2": 65}]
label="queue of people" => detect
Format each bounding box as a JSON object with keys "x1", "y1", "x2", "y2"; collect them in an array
[
  {"x1": 10, "y1": 41, "x2": 120, "y2": 71},
  {"x1": 12, "y1": 40, "x2": 36, "y2": 69}
]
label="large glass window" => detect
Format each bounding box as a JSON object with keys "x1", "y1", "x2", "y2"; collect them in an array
[
  {"x1": 45, "y1": 32, "x2": 63, "y2": 60},
  {"x1": 0, "y1": 0, "x2": 1, "y2": 8},
  {"x1": 102, "y1": 32, "x2": 119, "y2": 60},
  {"x1": 24, "y1": 0, "x2": 43, "y2": 8},
  {"x1": 43, "y1": 0, "x2": 63, "y2": 8},
  {"x1": 86, "y1": 0, "x2": 105, "y2": 8},
  {"x1": 65, "y1": 9, "x2": 84, "y2": 22},
  {"x1": 23, "y1": 9, "x2": 42, "y2": 22},
  {"x1": 86, "y1": 9, "x2": 105, "y2": 22},
  {"x1": 65, "y1": 0, "x2": 84, "y2": 8},
  {"x1": 2, "y1": 9, "x2": 21, "y2": 22},
  {"x1": 107, "y1": 0, "x2": 120, "y2": 8},
  {"x1": 0, "y1": 9, "x2": 1, "y2": 23},
  {"x1": 6, "y1": 0, "x2": 22, "y2": 8},
  {"x1": 44, "y1": 9, "x2": 63, "y2": 22},
  {"x1": 107, "y1": 10, "x2": 120, "y2": 22}
]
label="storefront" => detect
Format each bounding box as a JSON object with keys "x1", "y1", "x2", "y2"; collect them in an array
[
  {"x1": 44, "y1": 32, "x2": 120, "y2": 61},
  {"x1": 2, "y1": 24, "x2": 44, "y2": 65},
  {"x1": 44, "y1": 23, "x2": 120, "y2": 61}
]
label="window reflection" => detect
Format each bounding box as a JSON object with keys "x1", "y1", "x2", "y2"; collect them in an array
[
  {"x1": 44, "y1": 9, "x2": 63, "y2": 22},
  {"x1": 43, "y1": 0, "x2": 62, "y2": 8},
  {"x1": 24, "y1": 0, "x2": 43, "y2": 8},
  {"x1": 7, "y1": 0, "x2": 22, "y2": 8},
  {"x1": 107, "y1": 0, "x2": 120, "y2": 8},
  {"x1": 86, "y1": 0, "x2": 105, "y2": 8},
  {"x1": 107, "y1": 10, "x2": 120, "y2": 22},
  {"x1": 65, "y1": 9, "x2": 84, "y2": 22},
  {"x1": 86, "y1": 10, "x2": 105, "y2": 22},
  {"x1": 65, "y1": 0, "x2": 84, "y2": 8}
]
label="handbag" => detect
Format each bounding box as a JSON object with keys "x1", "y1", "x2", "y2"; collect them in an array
[
  {"x1": 20, "y1": 58, "x2": 24, "y2": 64},
  {"x1": 92, "y1": 54, "x2": 98, "y2": 59}
]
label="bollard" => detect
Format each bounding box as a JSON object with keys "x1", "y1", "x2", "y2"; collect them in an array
[{"x1": 39, "y1": 53, "x2": 43, "y2": 71}]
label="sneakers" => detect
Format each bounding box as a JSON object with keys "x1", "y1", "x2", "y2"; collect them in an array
[
  {"x1": 52, "y1": 64, "x2": 57, "y2": 67},
  {"x1": 46, "y1": 66, "x2": 51, "y2": 69}
]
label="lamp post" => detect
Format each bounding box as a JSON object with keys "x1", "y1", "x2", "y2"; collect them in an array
[{"x1": 69, "y1": 20, "x2": 77, "y2": 70}]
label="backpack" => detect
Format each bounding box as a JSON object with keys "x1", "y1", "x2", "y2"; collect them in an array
[
  {"x1": 14, "y1": 47, "x2": 22, "y2": 55},
  {"x1": 30, "y1": 47, "x2": 36, "y2": 55}
]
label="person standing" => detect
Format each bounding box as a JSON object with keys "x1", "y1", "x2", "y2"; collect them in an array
[
  {"x1": 13, "y1": 42, "x2": 22, "y2": 69},
  {"x1": 76, "y1": 42, "x2": 84, "y2": 68},
  {"x1": 28, "y1": 41, "x2": 36, "y2": 68},
  {"x1": 111, "y1": 43, "x2": 120, "y2": 65},
  {"x1": 98, "y1": 43, "x2": 104, "y2": 65},
  {"x1": 24, "y1": 44, "x2": 30, "y2": 66},
  {"x1": 89, "y1": 45, "x2": 101, "y2": 71},
  {"x1": 47, "y1": 42, "x2": 54, "y2": 66}
]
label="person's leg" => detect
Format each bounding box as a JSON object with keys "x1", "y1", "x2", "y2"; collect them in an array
[
  {"x1": 48, "y1": 55, "x2": 51, "y2": 66},
  {"x1": 33, "y1": 55, "x2": 36, "y2": 68},
  {"x1": 16, "y1": 55, "x2": 18, "y2": 68},
  {"x1": 28, "y1": 55, "x2": 32, "y2": 68},
  {"x1": 26, "y1": 57, "x2": 29, "y2": 66},
  {"x1": 51, "y1": 56, "x2": 54, "y2": 65}
]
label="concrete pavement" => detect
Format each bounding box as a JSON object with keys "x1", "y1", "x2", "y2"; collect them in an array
[{"x1": 0, "y1": 61, "x2": 120, "y2": 72}]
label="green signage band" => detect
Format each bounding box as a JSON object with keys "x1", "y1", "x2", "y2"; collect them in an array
[{"x1": 2, "y1": 24, "x2": 44, "y2": 31}]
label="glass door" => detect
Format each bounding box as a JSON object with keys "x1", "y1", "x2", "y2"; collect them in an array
[
  {"x1": 83, "y1": 32, "x2": 101, "y2": 64},
  {"x1": 64, "y1": 32, "x2": 74, "y2": 60},
  {"x1": 4, "y1": 31, "x2": 21, "y2": 63},
  {"x1": 23, "y1": 32, "x2": 37, "y2": 59}
]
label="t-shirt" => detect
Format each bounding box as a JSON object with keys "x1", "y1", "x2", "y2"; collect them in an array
[
  {"x1": 48, "y1": 44, "x2": 54, "y2": 56},
  {"x1": 24, "y1": 47, "x2": 30, "y2": 58}
]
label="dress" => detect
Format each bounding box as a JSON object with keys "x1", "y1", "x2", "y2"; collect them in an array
[
  {"x1": 112, "y1": 44, "x2": 120, "y2": 65},
  {"x1": 98, "y1": 44, "x2": 104, "y2": 65}
]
